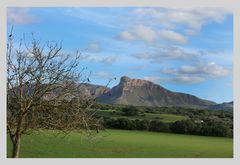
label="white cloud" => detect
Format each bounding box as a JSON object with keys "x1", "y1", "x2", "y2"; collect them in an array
[
  {"x1": 78, "y1": 53, "x2": 118, "y2": 66},
  {"x1": 179, "y1": 65, "x2": 200, "y2": 74},
  {"x1": 159, "y1": 30, "x2": 188, "y2": 44},
  {"x1": 84, "y1": 42, "x2": 101, "y2": 53},
  {"x1": 7, "y1": 8, "x2": 36, "y2": 25},
  {"x1": 144, "y1": 76, "x2": 205, "y2": 84},
  {"x1": 144, "y1": 62, "x2": 231, "y2": 85},
  {"x1": 100, "y1": 56, "x2": 117, "y2": 65},
  {"x1": 117, "y1": 7, "x2": 230, "y2": 47},
  {"x1": 132, "y1": 45, "x2": 196, "y2": 62},
  {"x1": 133, "y1": 7, "x2": 229, "y2": 35},
  {"x1": 94, "y1": 71, "x2": 112, "y2": 79},
  {"x1": 134, "y1": 25, "x2": 157, "y2": 43},
  {"x1": 165, "y1": 76, "x2": 205, "y2": 84},
  {"x1": 116, "y1": 25, "x2": 157, "y2": 43},
  {"x1": 161, "y1": 62, "x2": 231, "y2": 78},
  {"x1": 116, "y1": 31, "x2": 135, "y2": 41},
  {"x1": 201, "y1": 62, "x2": 230, "y2": 77},
  {"x1": 79, "y1": 54, "x2": 91, "y2": 60},
  {"x1": 143, "y1": 76, "x2": 161, "y2": 83}
]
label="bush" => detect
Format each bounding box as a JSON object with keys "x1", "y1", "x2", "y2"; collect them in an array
[
  {"x1": 149, "y1": 120, "x2": 170, "y2": 132},
  {"x1": 135, "y1": 119, "x2": 150, "y2": 130},
  {"x1": 170, "y1": 120, "x2": 196, "y2": 134},
  {"x1": 122, "y1": 106, "x2": 139, "y2": 116},
  {"x1": 200, "y1": 122, "x2": 232, "y2": 137}
]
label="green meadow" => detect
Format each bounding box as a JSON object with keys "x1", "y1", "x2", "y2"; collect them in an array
[{"x1": 7, "y1": 129, "x2": 233, "y2": 158}]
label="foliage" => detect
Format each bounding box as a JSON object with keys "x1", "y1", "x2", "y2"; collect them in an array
[
  {"x1": 122, "y1": 106, "x2": 139, "y2": 116},
  {"x1": 93, "y1": 104, "x2": 233, "y2": 137}
]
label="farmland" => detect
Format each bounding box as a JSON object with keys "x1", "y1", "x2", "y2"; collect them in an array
[
  {"x1": 7, "y1": 105, "x2": 233, "y2": 158},
  {"x1": 7, "y1": 129, "x2": 233, "y2": 158}
]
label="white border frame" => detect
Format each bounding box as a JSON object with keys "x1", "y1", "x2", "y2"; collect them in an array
[{"x1": 0, "y1": 0, "x2": 239, "y2": 164}]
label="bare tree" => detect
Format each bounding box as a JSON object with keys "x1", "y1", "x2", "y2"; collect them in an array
[{"x1": 7, "y1": 32, "x2": 105, "y2": 158}]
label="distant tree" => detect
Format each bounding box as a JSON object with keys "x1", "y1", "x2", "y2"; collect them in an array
[
  {"x1": 200, "y1": 122, "x2": 231, "y2": 137},
  {"x1": 7, "y1": 32, "x2": 106, "y2": 158},
  {"x1": 170, "y1": 120, "x2": 196, "y2": 134},
  {"x1": 117, "y1": 118, "x2": 129, "y2": 129},
  {"x1": 149, "y1": 120, "x2": 170, "y2": 132},
  {"x1": 135, "y1": 119, "x2": 149, "y2": 130},
  {"x1": 122, "y1": 106, "x2": 139, "y2": 116}
]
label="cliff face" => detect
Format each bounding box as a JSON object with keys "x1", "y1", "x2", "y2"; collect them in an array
[
  {"x1": 119, "y1": 76, "x2": 163, "y2": 92},
  {"x1": 77, "y1": 83, "x2": 110, "y2": 97},
  {"x1": 98, "y1": 76, "x2": 216, "y2": 108}
]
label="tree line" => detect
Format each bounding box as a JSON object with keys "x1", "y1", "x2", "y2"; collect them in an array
[
  {"x1": 102, "y1": 117, "x2": 232, "y2": 137},
  {"x1": 93, "y1": 105, "x2": 233, "y2": 137}
]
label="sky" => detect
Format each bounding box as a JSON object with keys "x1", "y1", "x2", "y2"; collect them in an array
[{"x1": 7, "y1": 7, "x2": 233, "y2": 103}]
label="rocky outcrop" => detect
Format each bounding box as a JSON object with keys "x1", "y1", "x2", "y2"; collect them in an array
[{"x1": 98, "y1": 76, "x2": 216, "y2": 108}]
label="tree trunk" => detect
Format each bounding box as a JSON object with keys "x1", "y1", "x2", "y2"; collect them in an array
[
  {"x1": 12, "y1": 135, "x2": 21, "y2": 158},
  {"x1": 11, "y1": 111, "x2": 25, "y2": 158}
]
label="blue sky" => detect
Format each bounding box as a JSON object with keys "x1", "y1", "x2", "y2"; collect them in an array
[{"x1": 7, "y1": 7, "x2": 233, "y2": 103}]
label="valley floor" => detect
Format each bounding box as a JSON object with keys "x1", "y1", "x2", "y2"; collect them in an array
[{"x1": 7, "y1": 129, "x2": 233, "y2": 158}]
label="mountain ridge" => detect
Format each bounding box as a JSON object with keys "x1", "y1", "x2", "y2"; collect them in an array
[
  {"x1": 9, "y1": 76, "x2": 232, "y2": 110},
  {"x1": 98, "y1": 76, "x2": 218, "y2": 109}
]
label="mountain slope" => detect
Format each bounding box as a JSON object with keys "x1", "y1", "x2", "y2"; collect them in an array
[
  {"x1": 208, "y1": 101, "x2": 233, "y2": 111},
  {"x1": 98, "y1": 76, "x2": 216, "y2": 108},
  {"x1": 77, "y1": 83, "x2": 110, "y2": 97},
  {"x1": 9, "y1": 82, "x2": 110, "y2": 101}
]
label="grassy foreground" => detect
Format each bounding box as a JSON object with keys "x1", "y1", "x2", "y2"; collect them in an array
[{"x1": 7, "y1": 129, "x2": 233, "y2": 158}]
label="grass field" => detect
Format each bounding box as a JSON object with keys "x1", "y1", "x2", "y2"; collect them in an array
[
  {"x1": 7, "y1": 129, "x2": 233, "y2": 158},
  {"x1": 96, "y1": 110, "x2": 188, "y2": 123}
]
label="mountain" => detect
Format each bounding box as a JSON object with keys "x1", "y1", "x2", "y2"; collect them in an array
[
  {"x1": 208, "y1": 101, "x2": 233, "y2": 111},
  {"x1": 9, "y1": 82, "x2": 110, "y2": 101},
  {"x1": 98, "y1": 76, "x2": 216, "y2": 108},
  {"x1": 76, "y1": 83, "x2": 110, "y2": 97},
  {"x1": 10, "y1": 76, "x2": 231, "y2": 110}
]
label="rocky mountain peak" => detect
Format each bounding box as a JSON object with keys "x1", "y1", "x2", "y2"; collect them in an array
[
  {"x1": 120, "y1": 76, "x2": 130, "y2": 82},
  {"x1": 99, "y1": 76, "x2": 216, "y2": 108},
  {"x1": 120, "y1": 76, "x2": 153, "y2": 88}
]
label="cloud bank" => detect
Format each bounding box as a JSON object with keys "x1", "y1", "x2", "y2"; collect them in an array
[{"x1": 7, "y1": 8, "x2": 36, "y2": 25}]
